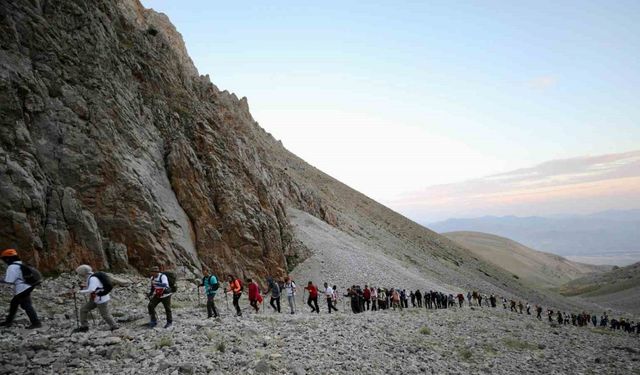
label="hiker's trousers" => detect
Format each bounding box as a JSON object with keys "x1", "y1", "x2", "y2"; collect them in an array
[
  {"x1": 81, "y1": 300, "x2": 117, "y2": 329},
  {"x1": 232, "y1": 293, "x2": 242, "y2": 315},
  {"x1": 287, "y1": 295, "x2": 295, "y2": 313},
  {"x1": 270, "y1": 296, "x2": 281, "y2": 313},
  {"x1": 7, "y1": 287, "x2": 39, "y2": 324},
  {"x1": 307, "y1": 296, "x2": 319, "y2": 313},
  {"x1": 148, "y1": 295, "x2": 172, "y2": 323},
  {"x1": 326, "y1": 298, "x2": 338, "y2": 313},
  {"x1": 207, "y1": 294, "x2": 218, "y2": 318}
]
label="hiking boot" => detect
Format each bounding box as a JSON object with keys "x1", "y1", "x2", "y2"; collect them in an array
[
  {"x1": 72, "y1": 326, "x2": 89, "y2": 333},
  {"x1": 147, "y1": 321, "x2": 157, "y2": 328},
  {"x1": 164, "y1": 322, "x2": 173, "y2": 329},
  {"x1": 26, "y1": 322, "x2": 42, "y2": 329},
  {"x1": 110, "y1": 325, "x2": 120, "y2": 331}
]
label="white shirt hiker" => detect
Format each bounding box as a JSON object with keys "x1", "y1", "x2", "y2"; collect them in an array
[
  {"x1": 284, "y1": 281, "x2": 296, "y2": 297},
  {"x1": 4, "y1": 261, "x2": 31, "y2": 294},
  {"x1": 79, "y1": 273, "x2": 110, "y2": 304},
  {"x1": 151, "y1": 273, "x2": 172, "y2": 298},
  {"x1": 324, "y1": 286, "x2": 334, "y2": 298}
]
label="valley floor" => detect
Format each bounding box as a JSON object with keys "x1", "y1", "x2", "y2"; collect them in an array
[{"x1": 1, "y1": 276, "x2": 639, "y2": 375}]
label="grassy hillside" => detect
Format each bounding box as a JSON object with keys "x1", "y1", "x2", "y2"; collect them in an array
[
  {"x1": 443, "y1": 231, "x2": 608, "y2": 289},
  {"x1": 559, "y1": 262, "x2": 640, "y2": 314}
]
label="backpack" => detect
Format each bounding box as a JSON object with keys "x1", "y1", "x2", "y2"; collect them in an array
[
  {"x1": 236, "y1": 278, "x2": 243, "y2": 292},
  {"x1": 203, "y1": 275, "x2": 219, "y2": 291},
  {"x1": 162, "y1": 271, "x2": 178, "y2": 293},
  {"x1": 19, "y1": 263, "x2": 42, "y2": 287},
  {"x1": 90, "y1": 272, "x2": 113, "y2": 296}
]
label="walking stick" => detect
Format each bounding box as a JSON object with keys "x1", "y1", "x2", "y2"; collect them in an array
[
  {"x1": 72, "y1": 285, "x2": 79, "y2": 329},
  {"x1": 225, "y1": 291, "x2": 230, "y2": 312}
]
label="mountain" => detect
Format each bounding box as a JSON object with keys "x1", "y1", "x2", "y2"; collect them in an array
[
  {"x1": 0, "y1": 0, "x2": 617, "y2": 316},
  {"x1": 429, "y1": 211, "x2": 640, "y2": 265},
  {"x1": 559, "y1": 262, "x2": 640, "y2": 314},
  {"x1": 443, "y1": 231, "x2": 609, "y2": 289}
]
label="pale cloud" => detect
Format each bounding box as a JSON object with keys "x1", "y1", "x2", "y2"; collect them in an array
[
  {"x1": 390, "y1": 150, "x2": 640, "y2": 222},
  {"x1": 528, "y1": 75, "x2": 557, "y2": 89}
]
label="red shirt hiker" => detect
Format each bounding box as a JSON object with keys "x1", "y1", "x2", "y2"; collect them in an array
[{"x1": 305, "y1": 283, "x2": 318, "y2": 298}]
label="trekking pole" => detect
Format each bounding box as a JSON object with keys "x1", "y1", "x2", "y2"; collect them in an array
[
  {"x1": 72, "y1": 284, "x2": 79, "y2": 329},
  {"x1": 225, "y1": 291, "x2": 230, "y2": 312},
  {"x1": 197, "y1": 284, "x2": 202, "y2": 308}
]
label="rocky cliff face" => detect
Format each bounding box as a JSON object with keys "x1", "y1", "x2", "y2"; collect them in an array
[{"x1": 0, "y1": 0, "x2": 335, "y2": 278}]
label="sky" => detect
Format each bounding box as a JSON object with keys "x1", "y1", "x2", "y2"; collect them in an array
[
  {"x1": 141, "y1": 0, "x2": 640, "y2": 220},
  {"x1": 394, "y1": 150, "x2": 640, "y2": 222}
]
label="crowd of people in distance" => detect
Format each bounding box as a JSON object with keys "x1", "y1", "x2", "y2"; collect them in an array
[{"x1": 1, "y1": 248, "x2": 639, "y2": 337}]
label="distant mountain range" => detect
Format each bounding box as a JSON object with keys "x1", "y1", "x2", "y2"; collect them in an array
[{"x1": 429, "y1": 210, "x2": 640, "y2": 265}]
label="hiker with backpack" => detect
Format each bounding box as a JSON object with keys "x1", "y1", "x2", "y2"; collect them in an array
[
  {"x1": 147, "y1": 266, "x2": 173, "y2": 328},
  {"x1": 72, "y1": 265, "x2": 119, "y2": 333},
  {"x1": 304, "y1": 281, "x2": 320, "y2": 314},
  {"x1": 264, "y1": 277, "x2": 281, "y2": 313},
  {"x1": 226, "y1": 275, "x2": 243, "y2": 317},
  {"x1": 283, "y1": 277, "x2": 297, "y2": 314},
  {"x1": 248, "y1": 278, "x2": 261, "y2": 313},
  {"x1": 0, "y1": 249, "x2": 42, "y2": 329},
  {"x1": 201, "y1": 274, "x2": 220, "y2": 318}
]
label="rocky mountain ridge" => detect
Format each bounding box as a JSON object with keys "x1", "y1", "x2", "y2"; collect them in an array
[{"x1": 0, "y1": 0, "x2": 335, "y2": 279}]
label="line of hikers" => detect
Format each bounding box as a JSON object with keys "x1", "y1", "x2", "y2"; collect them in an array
[{"x1": 1, "y1": 249, "x2": 639, "y2": 336}]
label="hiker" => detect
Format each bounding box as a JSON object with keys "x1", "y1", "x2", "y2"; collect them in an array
[
  {"x1": 283, "y1": 277, "x2": 297, "y2": 314},
  {"x1": 557, "y1": 311, "x2": 563, "y2": 325},
  {"x1": 536, "y1": 305, "x2": 542, "y2": 320},
  {"x1": 377, "y1": 288, "x2": 386, "y2": 310},
  {"x1": 391, "y1": 289, "x2": 401, "y2": 310},
  {"x1": 332, "y1": 285, "x2": 339, "y2": 311},
  {"x1": 456, "y1": 293, "x2": 464, "y2": 308},
  {"x1": 370, "y1": 286, "x2": 378, "y2": 311},
  {"x1": 517, "y1": 301, "x2": 523, "y2": 314},
  {"x1": 477, "y1": 293, "x2": 483, "y2": 307},
  {"x1": 324, "y1": 282, "x2": 338, "y2": 313},
  {"x1": 526, "y1": 302, "x2": 531, "y2": 315},
  {"x1": 401, "y1": 289, "x2": 408, "y2": 309},
  {"x1": 415, "y1": 290, "x2": 422, "y2": 308},
  {"x1": 357, "y1": 286, "x2": 365, "y2": 312},
  {"x1": 73, "y1": 265, "x2": 118, "y2": 333},
  {"x1": 201, "y1": 273, "x2": 220, "y2": 318},
  {"x1": 466, "y1": 291, "x2": 472, "y2": 306},
  {"x1": 0, "y1": 249, "x2": 41, "y2": 329},
  {"x1": 591, "y1": 315, "x2": 597, "y2": 327},
  {"x1": 305, "y1": 281, "x2": 320, "y2": 314},
  {"x1": 264, "y1": 277, "x2": 281, "y2": 313},
  {"x1": 345, "y1": 286, "x2": 359, "y2": 313},
  {"x1": 410, "y1": 291, "x2": 416, "y2": 307},
  {"x1": 510, "y1": 300, "x2": 517, "y2": 312},
  {"x1": 147, "y1": 266, "x2": 173, "y2": 328},
  {"x1": 363, "y1": 285, "x2": 371, "y2": 311},
  {"x1": 247, "y1": 278, "x2": 260, "y2": 313},
  {"x1": 226, "y1": 275, "x2": 243, "y2": 317}
]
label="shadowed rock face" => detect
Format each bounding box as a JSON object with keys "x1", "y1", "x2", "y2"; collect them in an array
[{"x1": 0, "y1": 0, "x2": 334, "y2": 278}]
